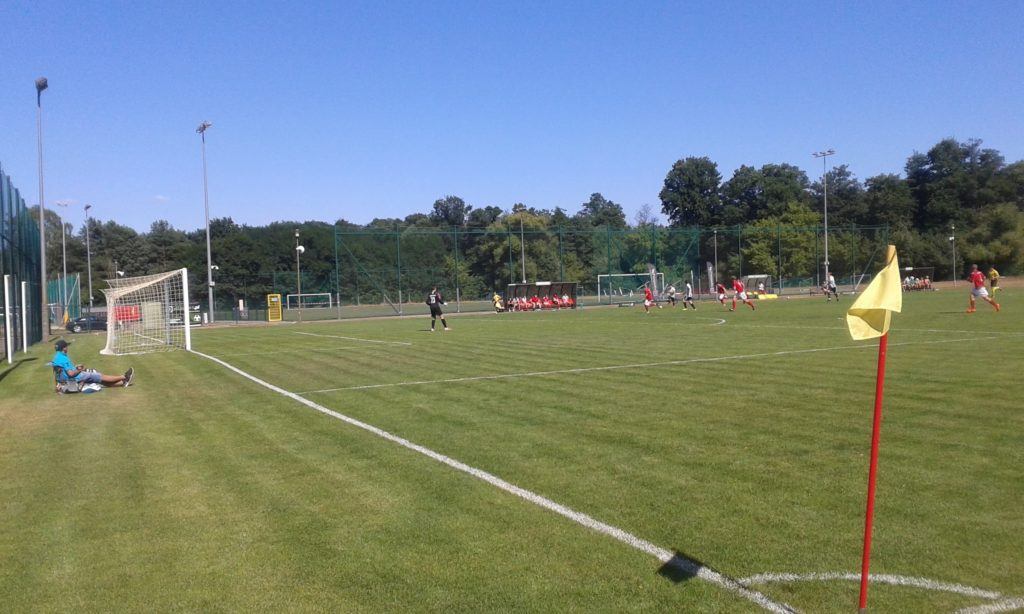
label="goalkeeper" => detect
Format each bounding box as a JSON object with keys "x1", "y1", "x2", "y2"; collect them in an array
[
  {"x1": 426, "y1": 286, "x2": 450, "y2": 332},
  {"x1": 51, "y1": 339, "x2": 134, "y2": 388}
]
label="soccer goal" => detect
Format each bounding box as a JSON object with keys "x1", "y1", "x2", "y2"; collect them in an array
[
  {"x1": 100, "y1": 268, "x2": 191, "y2": 355},
  {"x1": 597, "y1": 272, "x2": 663, "y2": 303},
  {"x1": 286, "y1": 292, "x2": 333, "y2": 309}
]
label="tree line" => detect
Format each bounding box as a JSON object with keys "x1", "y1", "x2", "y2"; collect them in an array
[{"x1": 34, "y1": 137, "x2": 1024, "y2": 309}]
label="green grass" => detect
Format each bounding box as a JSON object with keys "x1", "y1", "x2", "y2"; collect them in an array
[{"x1": 1, "y1": 289, "x2": 1021, "y2": 612}]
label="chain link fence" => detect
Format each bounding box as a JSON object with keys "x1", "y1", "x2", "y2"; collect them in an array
[{"x1": 1, "y1": 163, "x2": 44, "y2": 361}]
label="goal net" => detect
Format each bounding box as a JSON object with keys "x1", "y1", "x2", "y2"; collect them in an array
[
  {"x1": 100, "y1": 268, "x2": 192, "y2": 355},
  {"x1": 597, "y1": 272, "x2": 663, "y2": 303},
  {"x1": 286, "y1": 292, "x2": 333, "y2": 309}
]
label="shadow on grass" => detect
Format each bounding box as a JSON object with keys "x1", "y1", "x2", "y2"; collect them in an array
[
  {"x1": 0, "y1": 356, "x2": 38, "y2": 384},
  {"x1": 657, "y1": 549, "x2": 705, "y2": 584}
]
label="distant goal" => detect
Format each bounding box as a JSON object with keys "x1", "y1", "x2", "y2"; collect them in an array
[
  {"x1": 286, "y1": 293, "x2": 333, "y2": 309},
  {"x1": 597, "y1": 272, "x2": 664, "y2": 303},
  {"x1": 100, "y1": 268, "x2": 191, "y2": 355}
]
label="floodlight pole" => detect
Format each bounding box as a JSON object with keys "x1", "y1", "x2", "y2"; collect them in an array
[
  {"x1": 84, "y1": 204, "x2": 94, "y2": 312},
  {"x1": 813, "y1": 149, "x2": 836, "y2": 288},
  {"x1": 950, "y1": 225, "x2": 957, "y2": 287},
  {"x1": 56, "y1": 200, "x2": 69, "y2": 313},
  {"x1": 36, "y1": 77, "x2": 49, "y2": 336},
  {"x1": 197, "y1": 121, "x2": 215, "y2": 323},
  {"x1": 295, "y1": 229, "x2": 303, "y2": 323},
  {"x1": 713, "y1": 229, "x2": 718, "y2": 282},
  {"x1": 520, "y1": 214, "x2": 526, "y2": 283}
]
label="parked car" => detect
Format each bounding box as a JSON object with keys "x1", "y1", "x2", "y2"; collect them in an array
[{"x1": 67, "y1": 315, "x2": 107, "y2": 333}]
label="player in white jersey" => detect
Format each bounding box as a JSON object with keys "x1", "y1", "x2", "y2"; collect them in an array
[{"x1": 682, "y1": 281, "x2": 696, "y2": 309}]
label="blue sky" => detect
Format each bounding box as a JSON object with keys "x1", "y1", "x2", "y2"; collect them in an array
[{"x1": 1, "y1": 1, "x2": 1021, "y2": 232}]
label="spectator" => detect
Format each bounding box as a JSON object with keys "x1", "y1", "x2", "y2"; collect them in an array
[{"x1": 51, "y1": 339, "x2": 133, "y2": 389}]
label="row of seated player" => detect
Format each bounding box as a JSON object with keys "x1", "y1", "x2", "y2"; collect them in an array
[
  {"x1": 903, "y1": 276, "x2": 933, "y2": 291},
  {"x1": 501, "y1": 294, "x2": 575, "y2": 312}
]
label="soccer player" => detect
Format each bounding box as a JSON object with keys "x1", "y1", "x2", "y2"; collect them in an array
[
  {"x1": 426, "y1": 286, "x2": 450, "y2": 331},
  {"x1": 682, "y1": 281, "x2": 696, "y2": 310},
  {"x1": 989, "y1": 266, "x2": 1001, "y2": 295},
  {"x1": 716, "y1": 282, "x2": 728, "y2": 307},
  {"x1": 666, "y1": 285, "x2": 677, "y2": 307},
  {"x1": 730, "y1": 276, "x2": 755, "y2": 311},
  {"x1": 967, "y1": 264, "x2": 1000, "y2": 313},
  {"x1": 643, "y1": 284, "x2": 654, "y2": 314},
  {"x1": 826, "y1": 273, "x2": 839, "y2": 302},
  {"x1": 51, "y1": 339, "x2": 133, "y2": 388}
]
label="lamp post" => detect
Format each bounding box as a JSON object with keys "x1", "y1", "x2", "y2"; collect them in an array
[
  {"x1": 950, "y1": 225, "x2": 957, "y2": 287},
  {"x1": 197, "y1": 121, "x2": 215, "y2": 323},
  {"x1": 54, "y1": 200, "x2": 70, "y2": 315},
  {"x1": 84, "y1": 204, "x2": 93, "y2": 312},
  {"x1": 813, "y1": 149, "x2": 836, "y2": 288},
  {"x1": 295, "y1": 229, "x2": 304, "y2": 323},
  {"x1": 36, "y1": 76, "x2": 49, "y2": 334}
]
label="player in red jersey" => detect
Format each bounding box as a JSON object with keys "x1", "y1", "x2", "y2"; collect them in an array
[
  {"x1": 730, "y1": 277, "x2": 755, "y2": 311},
  {"x1": 643, "y1": 284, "x2": 654, "y2": 314},
  {"x1": 715, "y1": 282, "x2": 728, "y2": 307},
  {"x1": 967, "y1": 264, "x2": 1000, "y2": 313}
]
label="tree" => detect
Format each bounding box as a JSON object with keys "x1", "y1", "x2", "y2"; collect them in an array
[
  {"x1": 719, "y1": 165, "x2": 763, "y2": 225},
  {"x1": 430, "y1": 195, "x2": 471, "y2": 227},
  {"x1": 576, "y1": 193, "x2": 627, "y2": 229},
  {"x1": 811, "y1": 165, "x2": 866, "y2": 226},
  {"x1": 659, "y1": 157, "x2": 721, "y2": 227},
  {"x1": 864, "y1": 174, "x2": 915, "y2": 230}
]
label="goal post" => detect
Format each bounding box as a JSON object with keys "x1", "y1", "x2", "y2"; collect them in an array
[
  {"x1": 597, "y1": 272, "x2": 664, "y2": 303},
  {"x1": 285, "y1": 292, "x2": 332, "y2": 309},
  {"x1": 100, "y1": 268, "x2": 191, "y2": 355}
]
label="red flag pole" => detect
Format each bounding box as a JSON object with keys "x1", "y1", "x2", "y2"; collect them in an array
[{"x1": 858, "y1": 332, "x2": 889, "y2": 611}]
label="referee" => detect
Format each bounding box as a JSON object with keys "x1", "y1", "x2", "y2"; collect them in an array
[{"x1": 426, "y1": 286, "x2": 450, "y2": 332}]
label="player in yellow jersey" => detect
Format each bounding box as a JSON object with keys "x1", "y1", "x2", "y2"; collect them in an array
[{"x1": 988, "y1": 266, "x2": 1001, "y2": 295}]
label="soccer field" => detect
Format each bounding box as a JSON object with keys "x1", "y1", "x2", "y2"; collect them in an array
[{"x1": 2, "y1": 290, "x2": 1022, "y2": 612}]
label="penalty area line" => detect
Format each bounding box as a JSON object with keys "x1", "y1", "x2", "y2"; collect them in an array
[
  {"x1": 301, "y1": 335, "x2": 997, "y2": 395},
  {"x1": 189, "y1": 348, "x2": 795, "y2": 614},
  {"x1": 295, "y1": 331, "x2": 413, "y2": 346}
]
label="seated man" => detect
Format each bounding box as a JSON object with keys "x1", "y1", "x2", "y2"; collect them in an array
[{"x1": 51, "y1": 339, "x2": 134, "y2": 389}]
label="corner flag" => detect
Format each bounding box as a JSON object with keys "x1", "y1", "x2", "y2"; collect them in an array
[
  {"x1": 846, "y1": 246, "x2": 902, "y2": 340},
  {"x1": 847, "y1": 245, "x2": 901, "y2": 612}
]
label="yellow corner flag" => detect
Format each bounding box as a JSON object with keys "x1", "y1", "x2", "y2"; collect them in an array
[{"x1": 846, "y1": 245, "x2": 902, "y2": 340}]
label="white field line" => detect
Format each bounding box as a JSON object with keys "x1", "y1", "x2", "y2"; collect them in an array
[
  {"x1": 301, "y1": 336, "x2": 997, "y2": 395},
  {"x1": 956, "y1": 598, "x2": 1024, "y2": 613},
  {"x1": 218, "y1": 346, "x2": 374, "y2": 358},
  {"x1": 190, "y1": 348, "x2": 795, "y2": 614},
  {"x1": 295, "y1": 331, "x2": 413, "y2": 346},
  {"x1": 729, "y1": 324, "x2": 1024, "y2": 337},
  {"x1": 739, "y1": 572, "x2": 1004, "y2": 600}
]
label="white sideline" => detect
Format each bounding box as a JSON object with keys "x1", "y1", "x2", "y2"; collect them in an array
[
  {"x1": 739, "y1": 572, "x2": 1004, "y2": 600},
  {"x1": 957, "y1": 598, "x2": 1024, "y2": 613},
  {"x1": 729, "y1": 324, "x2": 1024, "y2": 337},
  {"x1": 190, "y1": 348, "x2": 795, "y2": 613},
  {"x1": 300, "y1": 336, "x2": 996, "y2": 395},
  {"x1": 295, "y1": 331, "x2": 412, "y2": 346}
]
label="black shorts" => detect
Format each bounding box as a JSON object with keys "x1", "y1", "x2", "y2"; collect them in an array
[{"x1": 429, "y1": 304, "x2": 443, "y2": 317}]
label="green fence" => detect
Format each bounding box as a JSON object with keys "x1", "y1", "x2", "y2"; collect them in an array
[
  {"x1": 47, "y1": 274, "x2": 81, "y2": 324},
  {"x1": 196, "y1": 223, "x2": 889, "y2": 323},
  {"x1": 328, "y1": 224, "x2": 889, "y2": 318},
  {"x1": 0, "y1": 163, "x2": 44, "y2": 359}
]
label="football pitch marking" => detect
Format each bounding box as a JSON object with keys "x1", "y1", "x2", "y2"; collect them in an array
[
  {"x1": 190, "y1": 348, "x2": 795, "y2": 613},
  {"x1": 300, "y1": 335, "x2": 997, "y2": 395},
  {"x1": 295, "y1": 331, "x2": 413, "y2": 345},
  {"x1": 739, "y1": 572, "x2": 1023, "y2": 613}
]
